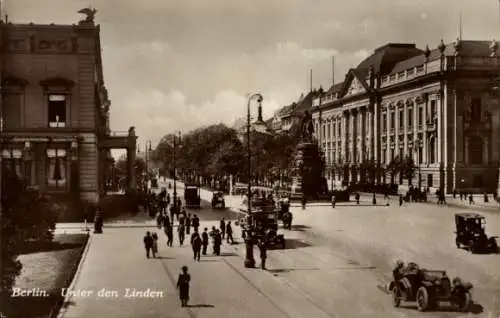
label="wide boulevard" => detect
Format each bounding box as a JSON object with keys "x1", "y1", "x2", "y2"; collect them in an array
[{"x1": 59, "y1": 180, "x2": 500, "y2": 318}]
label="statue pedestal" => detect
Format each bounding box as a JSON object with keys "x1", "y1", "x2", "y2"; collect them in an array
[{"x1": 290, "y1": 142, "x2": 327, "y2": 199}]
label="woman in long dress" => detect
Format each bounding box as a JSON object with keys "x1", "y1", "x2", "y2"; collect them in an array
[{"x1": 176, "y1": 265, "x2": 191, "y2": 307}]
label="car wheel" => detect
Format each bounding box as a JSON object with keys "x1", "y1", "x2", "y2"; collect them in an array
[
  {"x1": 392, "y1": 287, "x2": 401, "y2": 307},
  {"x1": 490, "y1": 238, "x2": 498, "y2": 253},
  {"x1": 416, "y1": 287, "x2": 429, "y2": 312},
  {"x1": 456, "y1": 292, "x2": 472, "y2": 312}
]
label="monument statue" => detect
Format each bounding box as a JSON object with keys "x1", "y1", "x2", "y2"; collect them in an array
[
  {"x1": 300, "y1": 110, "x2": 314, "y2": 142},
  {"x1": 289, "y1": 110, "x2": 328, "y2": 199},
  {"x1": 77, "y1": 7, "x2": 97, "y2": 25}
]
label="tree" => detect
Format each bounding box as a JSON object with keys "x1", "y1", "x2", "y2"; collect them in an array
[
  {"x1": 400, "y1": 155, "x2": 417, "y2": 184},
  {"x1": 1, "y1": 168, "x2": 58, "y2": 297}
]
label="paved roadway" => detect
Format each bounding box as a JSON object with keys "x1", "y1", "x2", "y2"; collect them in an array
[
  {"x1": 171, "y1": 179, "x2": 500, "y2": 318},
  {"x1": 60, "y1": 179, "x2": 500, "y2": 317}
]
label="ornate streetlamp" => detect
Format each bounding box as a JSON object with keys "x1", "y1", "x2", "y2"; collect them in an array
[
  {"x1": 171, "y1": 132, "x2": 182, "y2": 213},
  {"x1": 244, "y1": 93, "x2": 268, "y2": 268}
]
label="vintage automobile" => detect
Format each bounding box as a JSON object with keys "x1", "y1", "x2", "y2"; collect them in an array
[
  {"x1": 389, "y1": 262, "x2": 473, "y2": 312},
  {"x1": 184, "y1": 184, "x2": 201, "y2": 208},
  {"x1": 239, "y1": 197, "x2": 285, "y2": 248},
  {"x1": 211, "y1": 191, "x2": 225, "y2": 209},
  {"x1": 455, "y1": 213, "x2": 498, "y2": 253}
]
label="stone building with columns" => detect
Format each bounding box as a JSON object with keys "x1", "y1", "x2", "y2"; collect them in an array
[
  {"x1": 312, "y1": 40, "x2": 500, "y2": 194},
  {"x1": 0, "y1": 18, "x2": 137, "y2": 208}
]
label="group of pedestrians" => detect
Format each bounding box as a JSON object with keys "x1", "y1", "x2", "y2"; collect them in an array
[{"x1": 143, "y1": 231, "x2": 159, "y2": 258}]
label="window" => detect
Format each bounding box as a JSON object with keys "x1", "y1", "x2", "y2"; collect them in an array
[
  {"x1": 468, "y1": 136, "x2": 483, "y2": 165},
  {"x1": 429, "y1": 138, "x2": 436, "y2": 164},
  {"x1": 332, "y1": 123, "x2": 336, "y2": 137},
  {"x1": 416, "y1": 65, "x2": 424, "y2": 73},
  {"x1": 406, "y1": 68, "x2": 415, "y2": 76},
  {"x1": 407, "y1": 109, "x2": 413, "y2": 128},
  {"x1": 418, "y1": 147, "x2": 423, "y2": 164},
  {"x1": 382, "y1": 149, "x2": 387, "y2": 163},
  {"x1": 430, "y1": 100, "x2": 437, "y2": 119},
  {"x1": 397, "y1": 71, "x2": 405, "y2": 80},
  {"x1": 391, "y1": 148, "x2": 395, "y2": 161},
  {"x1": 399, "y1": 110, "x2": 404, "y2": 129},
  {"x1": 1, "y1": 149, "x2": 22, "y2": 177},
  {"x1": 427, "y1": 174, "x2": 433, "y2": 187},
  {"x1": 390, "y1": 112, "x2": 395, "y2": 130},
  {"x1": 408, "y1": 148, "x2": 413, "y2": 160},
  {"x1": 48, "y1": 94, "x2": 67, "y2": 127},
  {"x1": 46, "y1": 149, "x2": 67, "y2": 189},
  {"x1": 1, "y1": 93, "x2": 22, "y2": 129},
  {"x1": 418, "y1": 107, "x2": 423, "y2": 127},
  {"x1": 327, "y1": 124, "x2": 331, "y2": 139},
  {"x1": 471, "y1": 98, "x2": 481, "y2": 123},
  {"x1": 382, "y1": 114, "x2": 387, "y2": 132}
]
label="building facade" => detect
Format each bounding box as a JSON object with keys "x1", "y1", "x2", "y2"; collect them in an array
[
  {"x1": 0, "y1": 18, "x2": 136, "y2": 205},
  {"x1": 312, "y1": 41, "x2": 500, "y2": 194}
]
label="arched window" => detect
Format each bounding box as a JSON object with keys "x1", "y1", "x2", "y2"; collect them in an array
[{"x1": 468, "y1": 136, "x2": 483, "y2": 165}]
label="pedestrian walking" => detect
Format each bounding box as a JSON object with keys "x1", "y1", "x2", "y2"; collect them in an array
[
  {"x1": 301, "y1": 195, "x2": 307, "y2": 209},
  {"x1": 372, "y1": 192, "x2": 377, "y2": 205},
  {"x1": 179, "y1": 213, "x2": 185, "y2": 226},
  {"x1": 355, "y1": 193, "x2": 360, "y2": 205},
  {"x1": 220, "y1": 218, "x2": 226, "y2": 239},
  {"x1": 331, "y1": 194, "x2": 336, "y2": 208},
  {"x1": 226, "y1": 221, "x2": 234, "y2": 244},
  {"x1": 157, "y1": 213, "x2": 164, "y2": 229},
  {"x1": 190, "y1": 230, "x2": 202, "y2": 261},
  {"x1": 143, "y1": 231, "x2": 154, "y2": 258},
  {"x1": 169, "y1": 205, "x2": 175, "y2": 223},
  {"x1": 165, "y1": 224, "x2": 173, "y2": 247},
  {"x1": 258, "y1": 239, "x2": 267, "y2": 270},
  {"x1": 185, "y1": 213, "x2": 192, "y2": 235},
  {"x1": 192, "y1": 214, "x2": 200, "y2": 233},
  {"x1": 152, "y1": 232, "x2": 159, "y2": 258},
  {"x1": 399, "y1": 194, "x2": 403, "y2": 207},
  {"x1": 163, "y1": 214, "x2": 171, "y2": 228},
  {"x1": 178, "y1": 223, "x2": 185, "y2": 246},
  {"x1": 214, "y1": 229, "x2": 222, "y2": 255},
  {"x1": 201, "y1": 227, "x2": 209, "y2": 255},
  {"x1": 469, "y1": 194, "x2": 474, "y2": 205},
  {"x1": 176, "y1": 266, "x2": 191, "y2": 307}
]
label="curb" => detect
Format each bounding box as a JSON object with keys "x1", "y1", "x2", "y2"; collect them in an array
[{"x1": 55, "y1": 233, "x2": 94, "y2": 318}]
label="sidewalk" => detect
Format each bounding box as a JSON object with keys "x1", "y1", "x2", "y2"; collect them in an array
[{"x1": 58, "y1": 222, "x2": 331, "y2": 318}]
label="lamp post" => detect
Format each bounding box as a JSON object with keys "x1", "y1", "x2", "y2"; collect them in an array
[
  {"x1": 244, "y1": 93, "x2": 266, "y2": 268},
  {"x1": 172, "y1": 132, "x2": 181, "y2": 214},
  {"x1": 414, "y1": 140, "x2": 422, "y2": 189}
]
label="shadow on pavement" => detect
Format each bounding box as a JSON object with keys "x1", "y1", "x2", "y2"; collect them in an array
[
  {"x1": 187, "y1": 304, "x2": 215, "y2": 308},
  {"x1": 290, "y1": 224, "x2": 311, "y2": 231},
  {"x1": 156, "y1": 256, "x2": 176, "y2": 259},
  {"x1": 281, "y1": 238, "x2": 311, "y2": 250},
  {"x1": 398, "y1": 302, "x2": 483, "y2": 314},
  {"x1": 268, "y1": 267, "x2": 320, "y2": 275},
  {"x1": 220, "y1": 252, "x2": 238, "y2": 257},
  {"x1": 199, "y1": 259, "x2": 220, "y2": 262}
]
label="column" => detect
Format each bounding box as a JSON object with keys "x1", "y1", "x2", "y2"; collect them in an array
[
  {"x1": 422, "y1": 97, "x2": 428, "y2": 164},
  {"x1": 436, "y1": 92, "x2": 442, "y2": 163},
  {"x1": 403, "y1": 100, "x2": 408, "y2": 156},
  {"x1": 395, "y1": 103, "x2": 400, "y2": 156},
  {"x1": 413, "y1": 98, "x2": 418, "y2": 163},
  {"x1": 341, "y1": 112, "x2": 347, "y2": 162},
  {"x1": 386, "y1": 107, "x2": 390, "y2": 164},
  {"x1": 373, "y1": 103, "x2": 378, "y2": 162}
]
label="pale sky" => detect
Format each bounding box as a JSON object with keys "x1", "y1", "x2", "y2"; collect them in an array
[{"x1": 7, "y1": 0, "x2": 500, "y2": 148}]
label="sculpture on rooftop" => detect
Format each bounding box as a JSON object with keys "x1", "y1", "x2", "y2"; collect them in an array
[{"x1": 77, "y1": 7, "x2": 97, "y2": 25}]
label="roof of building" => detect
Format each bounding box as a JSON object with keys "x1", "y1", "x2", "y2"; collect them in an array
[
  {"x1": 389, "y1": 40, "x2": 496, "y2": 74},
  {"x1": 290, "y1": 90, "x2": 322, "y2": 116},
  {"x1": 325, "y1": 82, "x2": 344, "y2": 95},
  {"x1": 356, "y1": 43, "x2": 424, "y2": 77}
]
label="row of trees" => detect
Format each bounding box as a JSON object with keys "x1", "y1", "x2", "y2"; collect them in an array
[
  {"x1": 326, "y1": 155, "x2": 417, "y2": 185},
  {"x1": 150, "y1": 123, "x2": 300, "y2": 188}
]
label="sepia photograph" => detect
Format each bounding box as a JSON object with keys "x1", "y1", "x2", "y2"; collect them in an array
[{"x1": 1, "y1": 0, "x2": 500, "y2": 317}]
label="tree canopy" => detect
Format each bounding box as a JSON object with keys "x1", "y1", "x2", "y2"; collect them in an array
[{"x1": 151, "y1": 123, "x2": 300, "y2": 183}]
